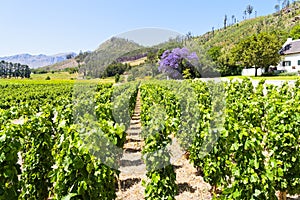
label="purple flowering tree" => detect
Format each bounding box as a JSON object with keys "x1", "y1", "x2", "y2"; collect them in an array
[{"x1": 158, "y1": 47, "x2": 199, "y2": 79}]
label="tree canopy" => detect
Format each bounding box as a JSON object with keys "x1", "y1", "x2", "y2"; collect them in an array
[
  {"x1": 290, "y1": 24, "x2": 300, "y2": 39},
  {"x1": 0, "y1": 60, "x2": 31, "y2": 78},
  {"x1": 231, "y1": 32, "x2": 282, "y2": 76},
  {"x1": 104, "y1": 62, "x2": 129, "y2": 77},
  {"x1": 158, "y1": 48, "x2": 200, "y2": 79}
]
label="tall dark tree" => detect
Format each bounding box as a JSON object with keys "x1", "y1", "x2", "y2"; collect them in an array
[
  {"x1": 275, "y1": 4, "x2": 280, "y2": 12},
  {"x1": 8, "y1": 62, "x2": 12, "y2": 78},
  {"x1": 186, "y1": 31, "x2": 192, "y2": 40},
  {"x1": 244, "y1": 10, "x2": 247, "y2": 19},
  {"x1": 0, "y1": 60, "x2": 31, "y2": 79},
  {"x1": 24, "y1": 65, "x2": 31, "y2": 78},
  {"x1": 277, "y1": 0, "x2": 283, "y2": 14},
  {"x1": 246, "y1": 5, "x2": 254, "y2": 18},
  {"x1": 184, "y1": 31, "x2": 192, "y2": 45},
  {"x1": 282, "y1": 0, "x2": 290, "y2": 8},
  {"x1": 224, "y1": 15, "x2": 228, "y2": 29}
]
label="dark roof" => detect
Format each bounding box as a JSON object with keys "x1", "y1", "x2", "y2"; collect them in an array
[{"x1": 280, "y1": 40, "x2": 300, "y2": 55}]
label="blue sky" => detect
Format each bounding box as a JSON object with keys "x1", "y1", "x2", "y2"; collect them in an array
[{"x1": 0, "y1": 0, "x2": 278, "y2": 56}]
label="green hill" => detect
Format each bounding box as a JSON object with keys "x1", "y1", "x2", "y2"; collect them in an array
[
  {"x1": 100, "y1": 2, "x2": 300, "y2": 78},
  {"x1": 81, "y1": 36, "x2": 184, "y2": 78},
  {"x1": 82, "y1": 37, "x2": 144, "y2": 77},
  {"x1": 189, "y1": 1, "x2": 300, "y2": 76},
  {"x1": 196, "y1": 1, "x2": 300, "y2": 50}
]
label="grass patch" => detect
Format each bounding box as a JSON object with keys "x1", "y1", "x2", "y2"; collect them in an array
[
  {"x1": 225, "y1": 75, "x2": 300, "y2": 81},
  {"x1": 122, "y1": 57, "x2": 147, "y2": 67},
  {"x1": 251, "y1": 76, "x2": 300, "y2": 80},
  {"x1": 31, "y1": 72, "x2": 78, "y2": 80}
]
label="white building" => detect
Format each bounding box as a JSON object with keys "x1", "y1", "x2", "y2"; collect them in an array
[
  {"x1": 241, "y1": 68, "x2": 264, "y2": 76},
  {"x1": 277, "y1": 38, "x2": 300, "y2": 73}
]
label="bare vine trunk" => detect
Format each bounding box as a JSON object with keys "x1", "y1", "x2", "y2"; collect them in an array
[{"x1": 279, "y1": 191, "x2": 287, "y2": 200}]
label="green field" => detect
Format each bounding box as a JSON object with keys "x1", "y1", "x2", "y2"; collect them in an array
[
  {"x1": 0, "y1": 72, "x2": 115, "y2": 84},
  {"x1": 30, "y1": 71, "x2": 79, "y2": 80},
  {"x1": 1, "y1": 78, "x2": 300, "y2": 199}
]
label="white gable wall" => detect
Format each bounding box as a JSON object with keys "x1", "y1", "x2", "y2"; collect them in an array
[{"x1": 278, "y1": 53, "x2": 300, "y2": 73}]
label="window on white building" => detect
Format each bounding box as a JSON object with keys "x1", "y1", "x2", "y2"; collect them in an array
[
  {"x1": 298, "y1": 60, "x2": 300, "y2": 66},
  {"x1": 283, "y1": 61, "x2": 291, "y2": 66}
]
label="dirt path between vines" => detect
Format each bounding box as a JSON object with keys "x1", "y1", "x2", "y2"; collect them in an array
[
  {"x1": 116, "y1": 91, "x2": 212, "y2": 200},
  {"x1": 116, "y1": 90, "x2": 146, "y2": 200}
]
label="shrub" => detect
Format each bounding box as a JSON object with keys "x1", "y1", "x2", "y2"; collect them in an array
[
  {"x1": 127, "y1": 75, "x2": 135, "y2": 82},
  {"x1": 115, "y1": 74, "x2": 120, "y2": 83}
]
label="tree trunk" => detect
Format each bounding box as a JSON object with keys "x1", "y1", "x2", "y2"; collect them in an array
[
  {"x1": 265, "y1": 66, "x2": 269, "y2": 74},
  {"x1": 279, "y1": 191, "x2": 287, "y2": 200},
  {"x1": 255, "y1": 67, "x2": 258, "y2": 77},
  {"x1": 213, "y1": 185, "x2": 217, "y2": 194},
  {"x1": 209, "y1": 185, "x2": 218, "y2": 195}
]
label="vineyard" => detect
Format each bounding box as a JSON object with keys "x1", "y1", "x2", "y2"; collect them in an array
[{"x1": 0, "y1": 78, "x2": 300, "y2": 199}]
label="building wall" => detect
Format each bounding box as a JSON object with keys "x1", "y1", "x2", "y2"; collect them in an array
[
  {"x1": 278, "y1": 53, "x2": 300, "y2": 73},
  {"x1": 242, "y1": 68, "x2": 264, "y2": 76}
]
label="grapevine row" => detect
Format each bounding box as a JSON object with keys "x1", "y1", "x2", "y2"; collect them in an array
[
  {"x1": 0, "y1": 81, "x2": 139, "y2": 199},
  {"x1": 140, "y1": 79, "x2": 300, "y2": 199},
  {"x1": 140, "y1": 82, "x2": 179, "y2": 200}
]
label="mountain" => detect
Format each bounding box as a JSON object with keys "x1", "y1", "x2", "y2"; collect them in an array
[
  {"x1": 42, "y1": 37, "x2": 183, "y2": 75},
  {"x1": 37, "y1": 58, "x2": 78, "y2": 72},
  {"x1": 0, "y1": 52, "x2": 77, "y2": 69}
]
